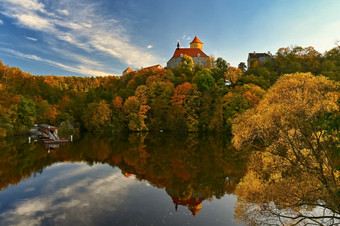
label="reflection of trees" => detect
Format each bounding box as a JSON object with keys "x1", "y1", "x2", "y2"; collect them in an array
[
  {"x1": 0, "y1": 133, "x2": 246, "y2": 215},
  {"x1": 115, "y1": 133, "x2": 246, "y2": 215},
  {"x1": 0, "y1": 138, "x2": 55, "y2": 190},
  {"x1": 234, "y1": 151, "x2": 340, "y2": 225}
]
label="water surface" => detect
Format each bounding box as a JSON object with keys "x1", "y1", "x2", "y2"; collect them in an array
[{"x1": 0, "y1": 133, "x2": 245, "y2": 225}]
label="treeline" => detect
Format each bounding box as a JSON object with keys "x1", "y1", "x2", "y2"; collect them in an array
[{"x1": 0, "y1": 45, "x2": 339, "y2": 136}]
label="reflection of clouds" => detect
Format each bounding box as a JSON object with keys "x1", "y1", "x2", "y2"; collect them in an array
[
  {"x1": 15, "y1": 199, "x2": 48, "y2": 215},
  {"x1": 0, "y1": 163, "x2": 138, "y2": 225},
  {"x1": 48, "y1": 162, "x2": 103, "y2": 183}
]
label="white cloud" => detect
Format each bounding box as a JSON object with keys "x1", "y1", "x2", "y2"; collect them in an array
[
  {"x1": 1, "y1": 48, "x2": 112, "y2": 76},
  {"x1": 147, "y1": 45, "x2": 153, "y2": 49},
  {"x1": 25, "y1": 36, "x2": 38, "y2": 41},
  {"x1": 181, "y1": 34, "x2": 192, "y2": 42},
  {"x1": 0, "y1": 19, "x2": 3, "y2": 25},
  {"x1": 0, "y1": 0, "x2": 160, "y2": 76},
  {"x1": 6, "y1": 0, "x2": 45, "y2": 12},
  {"x1": 57, "y1": 9, "x2": 69, "y2": 16},
  {"x1": 13, "y1": 13, "x2": 53, "y2": 31}
]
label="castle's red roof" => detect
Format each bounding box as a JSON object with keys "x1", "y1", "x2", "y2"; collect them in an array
[
  {"x1": 172, "y1": 48, "x2": 208, "y2": 58},
  {"x1": 172, "y1": 197, "x2": 204, "y2": 216},
  {"x1": 190, "y1": 36, "x2": 203, "y2": 44}
]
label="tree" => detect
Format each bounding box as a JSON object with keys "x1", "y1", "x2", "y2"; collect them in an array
[
  {"x1": 17, "y1": 95, "x2": 36, "y2": 129},
  {"x1": 123, "y1": 96, "x2": 149, "y2": 131},
  {"x1": 196, "y1": 69, "x2": 215, "y2": 92},
  {"x1": 238, "y1": 62, "x2": 247, "y2": 72},
  {"x1": 224, "y1": 67, "x2": 243, "y2": 86},
  {"x1": 171, "y1": 82, "x2": 192, "y2": 105},
  {"x1": 181, "y1": 55, "x2": 194, "y2": 72},
  {"x1": 215, "y1": 57, "x2": 229, "y2": 71},
  {"x1": 83, "y1": 100, "x2": 112, "y2": 133},
  {"x1": 148, "y1": 81, "x2": 174, "y2": 130},
  {"x1": 233, "y1": 73, "x2": 340, "y2": 217}
]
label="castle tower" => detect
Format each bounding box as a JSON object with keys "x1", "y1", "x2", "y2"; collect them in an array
[{"x1": 190, "y1": 36, "x2": 203, "y2": 50}]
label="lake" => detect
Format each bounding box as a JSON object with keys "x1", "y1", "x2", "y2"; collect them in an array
[
  {"x1": 0, "y1": 133, "x2": 339, "y2": 225},
  {"x1": 0, "y1": 133, "x2": 246, "y2": 225}
]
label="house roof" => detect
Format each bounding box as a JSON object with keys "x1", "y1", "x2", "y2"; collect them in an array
[
  {"x1": 248, "y1": 52, "x2": 271, "y2": 58},
  {"x1": 142, "y1": 64, "x2": 163, "y2": 70},
  {"x1": 123, "y1": 67, "x2": 134, "y2": 73},
  {"x1": 172, "y1": 48, "x2": 208, "y2": 58},
  {"x1": 190, "y1": 36, "x2": 203, "y2": 44}
]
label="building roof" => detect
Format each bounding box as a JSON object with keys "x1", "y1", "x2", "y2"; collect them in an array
[
  {"x1": 190, "y1": 36, "x2": 203, "y2": 44},
  {"x1": 248, "y1": 52, "x2": 272, "y2": 59},
  {"x1": 172, "y1": 48, "x2": 208, "y2": 58},
  {"x1": 123, "y1": 67, "x2": 134, "y2": 73},
  {"x1": 142, "y1": 64, "x2": 163, "y2": 70}
]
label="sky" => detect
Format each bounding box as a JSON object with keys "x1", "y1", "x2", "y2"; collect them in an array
[{"x1": 0, "y1": 0, "x2": 340, "y2": 77}]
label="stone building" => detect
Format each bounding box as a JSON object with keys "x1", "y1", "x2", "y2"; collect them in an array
[
  {"x1": 247, "y1": 52, "x2": 273, "y2": 68},
  {"x1": 167, "y1": 36, "x2": 209, "y2": 69}
]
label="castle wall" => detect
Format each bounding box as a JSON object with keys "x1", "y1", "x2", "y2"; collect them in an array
[{"x1": 167, "y1": 56, "x2": 209, "y2": 69}]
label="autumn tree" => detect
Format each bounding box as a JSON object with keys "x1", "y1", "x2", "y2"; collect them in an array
[
  {"x1": 233, "y1": 73, "x2": 340, "y2": 217},
  {"x1": 123, "y1": 96, "x2": 149, "y2": 132},
  {"x1": 83, "y1": 100, "x2": 112, "y2": 133},
  {"x1": 224, "y1": 67, "x2": 243, "y2": 87}
]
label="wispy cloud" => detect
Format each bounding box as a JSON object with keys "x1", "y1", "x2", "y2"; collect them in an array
[
  {"x1": 0, "y1": 0, "x2": 160, "y2": 76},
  {"x1": 25, "y1": 36, "x2": 38, "y2": 42},
  {"x1": 181, "y1": 34, "x2": 192, "y2": 42},
  {"x1": 1, "y1": 48, "x2": 112, "y2": 76},
  {"x1": 0, "y1": 19, "x2": 3, "y2": 25},
  {"x1": 57, "y1": 9, "x2": 69, "y2": 16},
  {"x1": 147, "y1": 45, "x2": 153, "y2": 49}
]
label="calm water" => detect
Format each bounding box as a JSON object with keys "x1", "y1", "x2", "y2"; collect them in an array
[{"x1": 0, "y1": 133, "x2": 246, "y2": 226}]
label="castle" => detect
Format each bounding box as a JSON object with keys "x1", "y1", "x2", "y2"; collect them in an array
[
  {"x1": 122, "y1": 36, "x2": 210, "y2": 75},
  {"x1": 167, "y1": 36, "x2": 209, "y2": 69}
]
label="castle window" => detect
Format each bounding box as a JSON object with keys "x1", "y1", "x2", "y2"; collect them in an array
[
  {"x1": 197, "y1": 53, "x2": 200, "y2": 57},
  {"x1": 180, "y1": 53, "x2": 183, "y2": 57}
]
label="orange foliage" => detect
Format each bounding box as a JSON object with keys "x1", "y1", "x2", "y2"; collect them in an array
[
  {"x1": 113, "y1": 96, "x2": 123, "y2": 109},
  {"x1": 171, "y1": 82, "x2": 192, "y2": 105}
]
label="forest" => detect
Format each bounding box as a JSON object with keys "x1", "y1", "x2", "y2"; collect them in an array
[{"x1": 0, "y1": 45, "x2": 339, "y2": 137}]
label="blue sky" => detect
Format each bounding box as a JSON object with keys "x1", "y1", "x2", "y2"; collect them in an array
[{"x1": 0, "y1": 0, "x2": 340, "y2": 76}]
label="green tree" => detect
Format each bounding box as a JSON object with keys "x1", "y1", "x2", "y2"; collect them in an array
[
  {"x1": 17, "y1": 95, "x2": 36, "y2": 129},
  {"x1": 196, "y1": 69, "x2": 215, "y2": 92},
  {"x1": 238, "y1": 62, "x2": 247, "y2": 72},
  {"x1": 215, "y1": 57, "x2": 229, "y2": 71},
  {"x1": 181, "y1": 55, "x2": 194, "y2": 72}
]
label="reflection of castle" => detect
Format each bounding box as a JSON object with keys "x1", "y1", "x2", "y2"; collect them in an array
[
  {"x1": 172, "y1": 197, "x2": 204, "y2": 216},
  {"x1": 166, "y1": 187, "x2": 207, "y2": 216}
]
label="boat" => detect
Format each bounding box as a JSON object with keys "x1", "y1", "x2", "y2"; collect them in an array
[{"x1": 31, "y1": 124, "x2": 69, "y2": 144}]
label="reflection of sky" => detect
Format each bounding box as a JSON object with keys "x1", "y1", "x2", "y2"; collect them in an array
[{"x1": 0, "y1": 162, "x2": 239, "y2": 225}]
